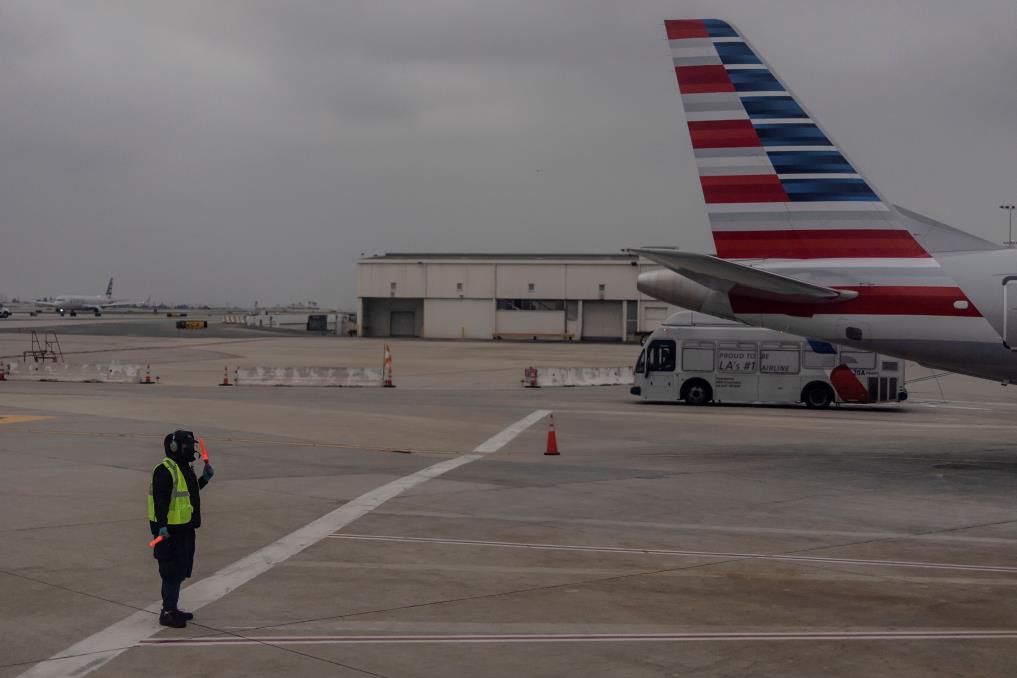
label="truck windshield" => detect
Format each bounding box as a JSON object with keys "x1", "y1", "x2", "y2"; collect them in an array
[{"x1": 647, "y1": 340, "x2": 677, "y2": 372}]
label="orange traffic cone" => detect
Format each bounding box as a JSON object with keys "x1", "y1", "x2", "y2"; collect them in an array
[
  {"x1": 142, "y1": 363, "x2": 154, "y2": 384},
  {"x1": 220, "y1": 365, "x2": 232, "y2": 386},
  {"x1": 544, "y1": 413, "x2": 559, "y2": 456},
  {"x1": 383, "y1": 344, "x2": 394, "y2": 388}
]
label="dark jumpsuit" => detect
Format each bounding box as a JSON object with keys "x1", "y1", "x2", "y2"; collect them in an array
[{"x1": 150, "y1": 459, "x2": 206, "y2": 612}]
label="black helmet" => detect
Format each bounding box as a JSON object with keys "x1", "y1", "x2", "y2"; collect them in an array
[{"x1": 165, "y1": 429, "x2": 197, "y2": 460}]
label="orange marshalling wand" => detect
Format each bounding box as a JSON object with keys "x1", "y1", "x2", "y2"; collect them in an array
[
  {"x1": 199, "y1": 437, "x2": 209, "y2": 462},
  {"x1": 149, "y1": 535, "x2": 164, "y2": 548}
]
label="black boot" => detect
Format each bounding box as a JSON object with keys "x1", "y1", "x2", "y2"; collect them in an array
[
  {"x1": 173, "y1": 609, "x2": 194, "y2": 621},
  {"x1": 159, "y1": 609, "x2": 187, "y2": 628}
]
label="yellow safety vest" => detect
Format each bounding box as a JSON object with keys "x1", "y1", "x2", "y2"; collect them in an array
[{"x1": 147, "y1": 458, "x2": 193, "y2": 525}]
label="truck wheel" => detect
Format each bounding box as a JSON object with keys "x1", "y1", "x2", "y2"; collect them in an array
[
  {"x1": 802, "y1": 383, "x2": 834, "y2": 409},
  {"x1": 681, "y1": 379, "x2": 712, "y2": 406}
]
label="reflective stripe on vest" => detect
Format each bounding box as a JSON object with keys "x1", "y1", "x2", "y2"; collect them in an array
[{"x1": 147, "y1": 458, "x2": 193, "y2": 525}]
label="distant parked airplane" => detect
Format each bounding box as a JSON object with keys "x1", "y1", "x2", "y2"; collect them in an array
[
  {"x1": 36, "y1": 278, "x2": 139, "y2": 317},
  {"x1": 635, "y1": 19, "x2": 1017, "y2": 384}
]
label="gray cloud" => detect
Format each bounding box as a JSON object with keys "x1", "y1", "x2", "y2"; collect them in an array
[{"x1": 1, "y1": 0, "x2": 1015, "y2": 306}]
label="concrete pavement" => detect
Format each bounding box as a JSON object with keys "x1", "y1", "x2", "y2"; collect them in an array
[{"x1": 2, "y1": 332, "x2": 1017, "y2": 676}]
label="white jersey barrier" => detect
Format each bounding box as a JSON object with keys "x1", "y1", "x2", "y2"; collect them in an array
[
  {"x1": 5, "y1": 361, "x2": 145, "y2": 383},
  {"x1": 524, "y1": 366, "x2": 633, "y2": 388},
  {"x1": 235, "y1": 366, "x2": 384, "y2": 387}
]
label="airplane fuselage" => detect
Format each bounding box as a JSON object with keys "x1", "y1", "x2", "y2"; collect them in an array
[
  {"x1": 52, "y1": 295, "x2": 108, "y2": 309},
  {"x1": 46, "y1": 295, "x2": 110, "y2": 315}
]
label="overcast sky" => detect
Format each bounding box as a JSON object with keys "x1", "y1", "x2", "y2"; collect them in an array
[{"x1": 1, "y1": 1, "x2": 1015, "y2": 307}]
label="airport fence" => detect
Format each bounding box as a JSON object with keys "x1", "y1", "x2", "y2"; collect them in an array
[{"x1": 4, "y1": 361, "x2": 146, "y2": 383}]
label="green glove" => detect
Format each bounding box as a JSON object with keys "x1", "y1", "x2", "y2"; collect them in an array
[
  {"x1": 158, "y1": 526, "x2": 170, "y2": 540},
  {"x1": 202, "y1": 463, "x2": 214, "y2": 481}
]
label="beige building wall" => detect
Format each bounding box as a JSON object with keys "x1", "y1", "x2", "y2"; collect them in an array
[
  {"x1": 423, "y1": 299, "x2": 495, "y2": 339},
  {"x1": 494, "y1": 264, "x2": 567, "y2": 299},
  {"x1": 424, "y1": 264, "x2": 496, "y2": 299},
  {"x1": 565, "y1": 264, "x2": 639, "y2": 300},
  {"x1": 358, "y1": 262, "x2": 426, "y2": 298}
]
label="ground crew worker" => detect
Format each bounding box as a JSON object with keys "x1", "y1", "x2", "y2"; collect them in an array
[{"x1": 148, "y1": 429, "x2": 214, "y2": 628}]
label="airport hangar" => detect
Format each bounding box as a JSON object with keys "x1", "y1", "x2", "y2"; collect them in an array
[{"x1": 356, "y1": 253, "x2": 680, "y2": 341}]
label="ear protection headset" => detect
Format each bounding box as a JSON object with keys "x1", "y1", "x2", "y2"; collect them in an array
[{"x1": 168, "y1": 430, "x2": 193, "y2": 453}]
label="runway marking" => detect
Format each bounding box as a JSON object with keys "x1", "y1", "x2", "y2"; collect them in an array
[
  {"x1": 374, "y1": 510, "x2": 1017, "y2": 546},
  {"x1": 327, "y1": 534, "x2": 1017, "y2": 575},
  {"x1": 0, "y1": 415, "x2": 53, "y2": 425},
  {"x1": 912, "y1": 403, "x2": 991, "y2": 411},
  {"x1": 136, "y1": 630, "x2": 1017, "y2": 646},
  {"x1": 15, "y1": 409, "x2": 551, "y2": 678}
]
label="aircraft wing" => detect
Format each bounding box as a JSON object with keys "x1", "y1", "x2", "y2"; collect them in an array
[
  {"x1": 631, "y1": 248, "x2": 857, "y2": 303},
  {"x1": 34, "y1": 300, "x2": 57, "y2": 307}
]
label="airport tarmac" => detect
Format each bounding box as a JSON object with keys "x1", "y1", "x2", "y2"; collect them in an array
[{"x1": 2, "y1": 324, "x2": 1017, "y2": 677}]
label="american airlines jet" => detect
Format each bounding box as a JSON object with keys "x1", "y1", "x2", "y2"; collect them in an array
[
  {"x1": 36, "y1": 278, "x2": 137, "y2": 317},
  {"x1": 635, "y1": 19, "x2": 1017, "y2": 384}
]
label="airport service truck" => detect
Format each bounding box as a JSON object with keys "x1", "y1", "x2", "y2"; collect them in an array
[{"x1": 631, "y1": 312, "x2": 906, "y2": 408}]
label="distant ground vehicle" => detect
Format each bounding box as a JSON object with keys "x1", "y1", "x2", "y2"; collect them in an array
[
  {"x1": 631, "y1": 312, "x2": 906, "y2": 408},
  {"x1": 0, "y1": 305, "x2": 10, "y2": 318}
]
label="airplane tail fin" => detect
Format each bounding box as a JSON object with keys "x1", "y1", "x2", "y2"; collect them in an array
[
  {"x1": 665, "y1": 19, "x2": 928, "y2": 261},
  {"x1": 105, "y1": 277, "x2": 113, "y2": 299}
]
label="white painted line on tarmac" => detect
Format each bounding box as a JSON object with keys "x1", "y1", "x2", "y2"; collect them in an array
[
  {"x1": 136, "y1": 630, "x2": 1017, "y2": 646},
  {"x1": 374, "y1": 510, "x2": 1017, "y2": 546},
  {"x1": 327, "y1": 534, "x2": 1017, "y2": 575},
  {"x1": 15, "y1": 409, "x2": 551, "y2": 678},
  {"x1": 375, "y1": 509, "x2": 1017, "y2": 546},
  {"x1": 910, "y1": 399, "x2": 1017, "y2": 409},
  {"x1": 911, "y1": 403, "x2": 990, "y2": 411}
]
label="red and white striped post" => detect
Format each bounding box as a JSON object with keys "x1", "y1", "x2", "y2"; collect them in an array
[{"x1": 383, "y1": 344, "x2": 394, "y2": 388}]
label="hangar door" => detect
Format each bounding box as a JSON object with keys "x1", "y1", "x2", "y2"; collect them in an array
[
  {"x1": 643, "y1": 305, "x2": 669, "y2": 332},
  {"x1": 582, "y1": 301, "x2": 622, "y2": 341},
  {"x1": 390, "y1": 311, "x2": 417, "y2": 337},
  {"x1": 361, "y1": 298, "x2": 422, "y2": 337}
]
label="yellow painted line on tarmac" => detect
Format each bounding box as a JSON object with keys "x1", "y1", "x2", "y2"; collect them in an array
[
  {"x1": 0, "y1": 415, "x2": 53, "y2": 425},
  {"x1": 15, "y1": 428, "x2": 461, "y2": 456}
]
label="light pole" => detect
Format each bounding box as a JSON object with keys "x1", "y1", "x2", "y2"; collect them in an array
[{"x1": 1002, "y1": 204, "x2": 1016, "y2": 248}]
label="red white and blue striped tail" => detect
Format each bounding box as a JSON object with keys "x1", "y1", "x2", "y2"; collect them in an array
[{"x1": 666, "y1": 19, "x2": 928, "y2": 262}]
